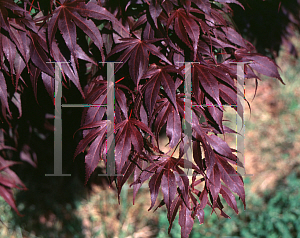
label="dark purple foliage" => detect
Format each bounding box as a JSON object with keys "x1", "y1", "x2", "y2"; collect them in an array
[{"x1": 0, "y1": 0, "x2": 284, "y2": 236}]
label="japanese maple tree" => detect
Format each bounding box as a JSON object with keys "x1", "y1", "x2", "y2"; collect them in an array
[{"x1": 0, "y1": 0, "x2": 284, "y2": 237}]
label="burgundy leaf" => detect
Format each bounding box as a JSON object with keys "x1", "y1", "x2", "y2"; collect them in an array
[
  {"x1": 75, "y1": 44, "x2": 97, "y2": 65},
  {"x1": 144, "y1": 66, "x2": 179, "y2": 115},
  {"x1": 143, "y1": 21, "x2": 155, "y2": 40},
  {"x1": 161, "y1": 167, "x2": 177, "y2": 218},
  {"x1": 220, "y1": 184, "x2": 238, "y2": 214},
  {"x1": 73, "y1": 121, "x2": 107, "y2": 160},
  {"x1": 0, "y1": 0, "x2": 26, "y2": 13},
  {"x1": 219, "y1": 84, "x2": 243, "y2": 121},
  {"x1": 193, "y1": 140, "x2": 204, "y2": 172},
  {"x1": 48, "y1": 1, "x2": 105, "y2": 62},
  {"x1": 247, "y1": 55, "x2": 284, "y2": 84},
  {"x1": 195, "y1": 208, "x2": 204, "y2": 224},
  {"x1": 207, "y1": 164, "x2": 221, "y2": 205},
  {"x1": 81, "y1": 92, "x2": 107, "y2": 131},
  {"x1": 0, "y1": 156, "x2": 26, "y2": 216},
  {"x1": 115, "y1": 121, "x2": 132, "y2": 174},
  {"x1": 9, "y1": 22, "x2": 30, "y2": 63},
  {"x1": 14, "y1": 52, "x2": 26, "y2": 87},
  {"x1": 130, "y1": 125, "x2": 144, "y2": 153},
  {"x1": 168, "y1": 9, "x2": 200, "y2": 57},
  {"x1": 108, "y1": 39, "x2": 171, "y2": 85},
  {"x1": 58, "y1": 9, "x2": 77, "y2": 59},
  {"x1": 199, "y1": 188, "x2": 209, "y2": 209},
  {"x1": 166, "y1": 107, "x2": 181, "y2": 148},
  {"x1": 181, "y1": 14, "x2": 200, "y2": 59},
  {"x1": 130, "y1": 118, "x2": 156, "y2": 140},
  {"x1": 174, "y1": 169, "x2": 190, "y2": 207},
  {"x1": 77, "y1": 2, "x2": 130, "y2": 38},
  {"x1": 51, "y1": 41, "x2": 84, "y2": 98},
  {"x1": 205, "y1": 65, "x2": 235, "y2": 89},
  {"x1": 117, "y1": 156, "x2": 138, "y2": 199},
  {"x1": 152, "y1": 100, "x2": 170, "y2": 145},
  {"x1": 214, "y1": 0, "x2": 244, "y2": 9},
  {"x1": 132, "y1": 159, "x2": 147, "y2": 204},
  {"x1": 85, "y1": 130, "x2": 106, "y2": 184},
  {"x1": 216, "y1": 155, "x2": 246, "y2": 209},
  {"x1": 2, "y1": 34, "x2": 16, "y2": 76},
  {"x1": 131, "y1": 160, "x2": 159, "y2": 188},
  {"x1": 148, "y1": 166, "x2": 164, "y2": 210},
  {"x1": 41, "y1": 72, "x2": 55, "y2": 103},
  {"x1": 0, "y1": 186, "x2": 22, "y2": 216},
  {"x1": 115, "y1": 87, "x2": 128, "y2": 119},
  {"x1": 0, "y1": 71, "x2": 11, "y2": 117},
  {"x1": 0, "y1": 174, "x2": 21, "y2": 188},
  {"x1": 168, "y1": 195, "x2": 182, "y2": 233},
  {"x1": 223, "y1": 27, "x2": 247, "y2": 48},
  {"x1": 193, "y1": 64, "x2": 221, "y2": 105},
  {"x1": 29, "y1": 32, "x2": 54, "y2": 77},
  {"x1": 114, "y1": 119, "x2": 154, "y2": 174},
  {"x1": 205, "y1": 134, "x2": 236, "y2": 162},
  {"x1": 178, "y1": 202, "x2": 194, "y2": 238},
  {"x1": 149, "y1": 1, "x2": 163, "y2": 28},
  {"x1": 29, "y1": 63, "x2": 41, "y2": 101},
  {"x1": 192, "y1": 0, "x2": 211, "y2": 14},
  {"x1": 205, "y1": 97, "x2": 224, "y2": 133},
  {"x1": 70, "y1": 11, "x2": 105, "y2": 61}
]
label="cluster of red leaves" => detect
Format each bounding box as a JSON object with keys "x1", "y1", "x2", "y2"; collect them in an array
[
  {"x1": 0, "y1": 141, "x2": 26, "y2": 216},
  {"x1": 0, "y1": 0, "x2": 283, "y2": 236}
]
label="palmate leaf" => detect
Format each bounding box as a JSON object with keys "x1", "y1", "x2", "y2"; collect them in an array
[
  {"x1": 75, "y1": 117, "x2": 156, "y2": 184},
  {"x1": 77, "y1": 2, "x2": 130, "y2": 38},
  {"x1": 161, "y1": 162, "x2": 177, "y2": 214},
  {"x1": 245, "y1": 54, "x2": 284, "y2": 84},
  {"x1": 29, "y1": 32, "x2": 54, "y2": 77},
  {"x1": 205, "y1": 97, "x2": 224, "y2": 133},
  {"x1": 132, "y1": 155, "x2": 195, "y2": 219},
  {"x1": 114, "y1": 118, "x2": 155, "y2": 175},
  {"x1": 51, "y1": 41, "x2": 85, "y2": 99},
  {"x1": 108, "y1": 38, "x2": 172, "y2": 85},
  {"x1": 216, "y1": 154, "x2": 246, "y2": 209},
  {"x1": 148, "y1": 166, "x2": 164, "y2": 210},
  {"x1": 151, "y1": 96, "x2": 182, "y2": 149},
  {"x1": 205, "y1": 134, "x2": 238, "y2": 164},
  {"x1": 80, "y1": 80, "x2": 130, "y2": 132},
  {"x1": 48, "y1": 0, "x2": 106, "y2": 61},
  {"x1": 81, "y1": 83, "x2": 108, "y2": 130},
  {"x1": 0, "y1": 1, "x2": 31, "y2": 89},
  {"x1": 167, "y1": 8, "x2": 200, "y2": 59},
  {"x1": 192, "y1": 63, "x2": 222, "y2": 106},
  {"x1": 0, "y1": 0, "x2": 26, "y2": 32},
  {"x1": 143, "y1": 65, "x2": 181, "y2": 116},
  {"x1": 74, "y1": 121, "x2": 107, "y2": 183},
  {"x1": 84, "y1": 127, "x2": 107, "y2": 184}
]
